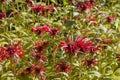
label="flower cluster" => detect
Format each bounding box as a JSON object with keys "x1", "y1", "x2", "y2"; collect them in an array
[
  {"x1": 55, "y1": 61, "x2": 71, "y2": 74},
  {"x1": 25, "y1": 0, "x2": 32, "y2": 6},
  {"x1": 106, "y1": 15, "x2": 115, "y2": 23},
  {"x1": 19, "y1": 64, "x2": 46, "y2": 80},
  {"x1": 31, "y1": 24, "x2": 59, "y2": 36},
  {"x1": 32, "y1": 41, "x2": 48, "y2": 63},
  {"x1": 83, "y1": 59, "x2": 98, "y2": 67},
  {"x1": 76, "y1": 0, "x2": 95, "y2": 11},
  {"x1": 31, "y1": 4, "x2": 55, "y2": 15},
  {"x1": 0, "y1": 0, "x2": 119, "y2": 79},
  {"x1": 26, "y1": 0, "x2": 55, "y2": 13},
  {"x1": 60, "y1": 37, "x2": 101, "y2": 55},
  {"x1": 0, "y1": 42, "x2": 24, "y2": 62}
]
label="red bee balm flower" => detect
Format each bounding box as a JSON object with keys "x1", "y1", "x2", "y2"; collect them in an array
[
  {"x1": 6, "y1": 42, "x2": 24, "y2": 58},
  {"x1": 31, "y1": 25, "x2": 51, "y2": 35},
  {"x1": 42, "y1": 25, "x2": 51, "y2": 32},
  {"x1": 0, "y1": 42, "x2": 24, "y2": 63},
  {"x1": 0, "y1": 12, "x2": 6, "y2": 19},
  {"x1": 76, "y1": 0, "x2": 95, "y2": 11},
  {"x1": 25, "y1": 0, "x2": 32, "y2": 6},
  {"x1": 34, "y1": 41, "x2": 48, "y2": 53},
  {"x1": 49, "y1": 28, "x2": 59, "y2": 36},
  {"x1": 60, "y1": 37, "x2": 100, "y2": 55},
  {"x1": 19, "y1": 64, "x2": 46, "y2": 80},
  {"x1": 60, "y1": 40, "x2": 78, "y2": 55},
  {"x1": 31, "y1": 5, "x2": 46, "y2": 13},
  {"x1": 55, "y1": 61, "x2": 71, "y2": 74},
  {"x1": 106, "y1": 15, "x2": 115, "y2": 23},
  {"x1": 75, "y1": 38, "x2": 100, "y2": 53},
  {"x1": 32, "y1": 52, "x2": 47, "y2": 62},
  {"x1": 0, "y1": 47, "x2": 8, "y2": 62},
  {"x1": 83, "y1": 59, "x2": 98, "y2": 67},
  {"x1": 47, "y1": 5, "x2": 55, "y2": 12}
]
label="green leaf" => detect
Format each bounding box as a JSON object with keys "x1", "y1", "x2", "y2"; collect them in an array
[
  {"x1": 111, "y1": 74, "x2": 120, "y2": 80},
  {"x1": 51, "y1": 0, "x2": 58, "y2": 5},
  {"x1": 19, "y1": 76, "x2": 31, "y2": 80},
  {"x1": 90, "y1": 71, "x2": 101, "y2": 77},
  {"x1": 63, "y1": 0, "x2": 68, "y2": 5},
  {"x1": 53, "y1": 78, "x2": 61, "y2": 80},
  {"x1": 99, "y1": 24, "x2": 107, "y2": 33},
  {"x1": 73, "y1": 12, "x2": 79, "y2": 17},
  {"x1": 65, "y1": 20, "x2": 76, "y2": 28},
  {"x1": 16, "y1": 0, "x2": 25, "y2": 3},
  {"x1": 114, "y1": 68, "x2": 120, "y2": 76},
  {"x1": 59, "y1": 72, "x2": 69, "y2": 78}
]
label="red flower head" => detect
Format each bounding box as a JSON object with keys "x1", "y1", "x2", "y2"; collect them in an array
[
  {"x1": 41, "y1": 25, "x2": 51, "y2": 32},
  {"x1": 0, "y1": 42, "x2": 24, "y2": 63},
  {"x1": 32, "y1": 52, "x2": 47, "y2": 62},
  {"x1": 0, "y1": 12, "x2": 6, "y2": 19},
  {"x1": 76, "y1": 2, "x2": 88, "y2": 11},
  {"x1": 31, "y1": 64, "x2": 45, "y2": 74},
  {"x1": 49, "y1": 28, "x2": 59, "y2": 36},
  {"x1": 0, "y1": 46, "x2": 9, "y2": 62},
  {"x1": 39, "y1": 5, "x2": 46, "y2": 12},
  {"x1": 76, "y1": 0, "x2": 95, "y2": 11},
  {"x1": 83, "y1": 59, "x2": 98, "y2": 67},
  {"x1": 31, "y1": 5, "x2": 46, "y2": 13},
  {"x1": 31, "y1": 24, "x2": 51, "y2": 35},
  {"x1": 31, "y1": 5, "x2": 40, "y2": 12},
  {"x1": 6, "y1": 42, "x2": 24, "y2": 58},
  {"x1": 59, "y1": 41, "x2": 68, "y2": 48},
  {"x1": 31, "y1": 26, "x2": 43, "y2": 35},
  {"x1": 34, "y1": 41, "x2": 48, "y2": 54},
  {"x1": 65, "y1": 44, "x2": 78, "y2": 55},
  {"x1": 55, "y1": 61, "x2": 71, "y2": 74},
  {"x1": 75, "y1": 38, "x2": 100, "y2": 53},
  {"x1": 60, "y1": 40, "x2": 78, "y2": 55},
  {"x1": 32, "y1": 64, "x2": 46, "y2": 80},
  {"x1": 19, "y1": 64, "x2": 46, "y2": 80},
  {"x1": 47, "y1": 5, "x2": 55, "y2": 12},
  {"x1": 75, "y1": 38, "x2": 85, "y2": 51},
  {"x1": 83, "y1": 41, "x2": 94, "y2": 52},
  {"x1": 106, "y1": 15, "x2": 115, "y2": 23},
  {"x1": 25, "y1": 0, "x2": 32, "y2": 6}
]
